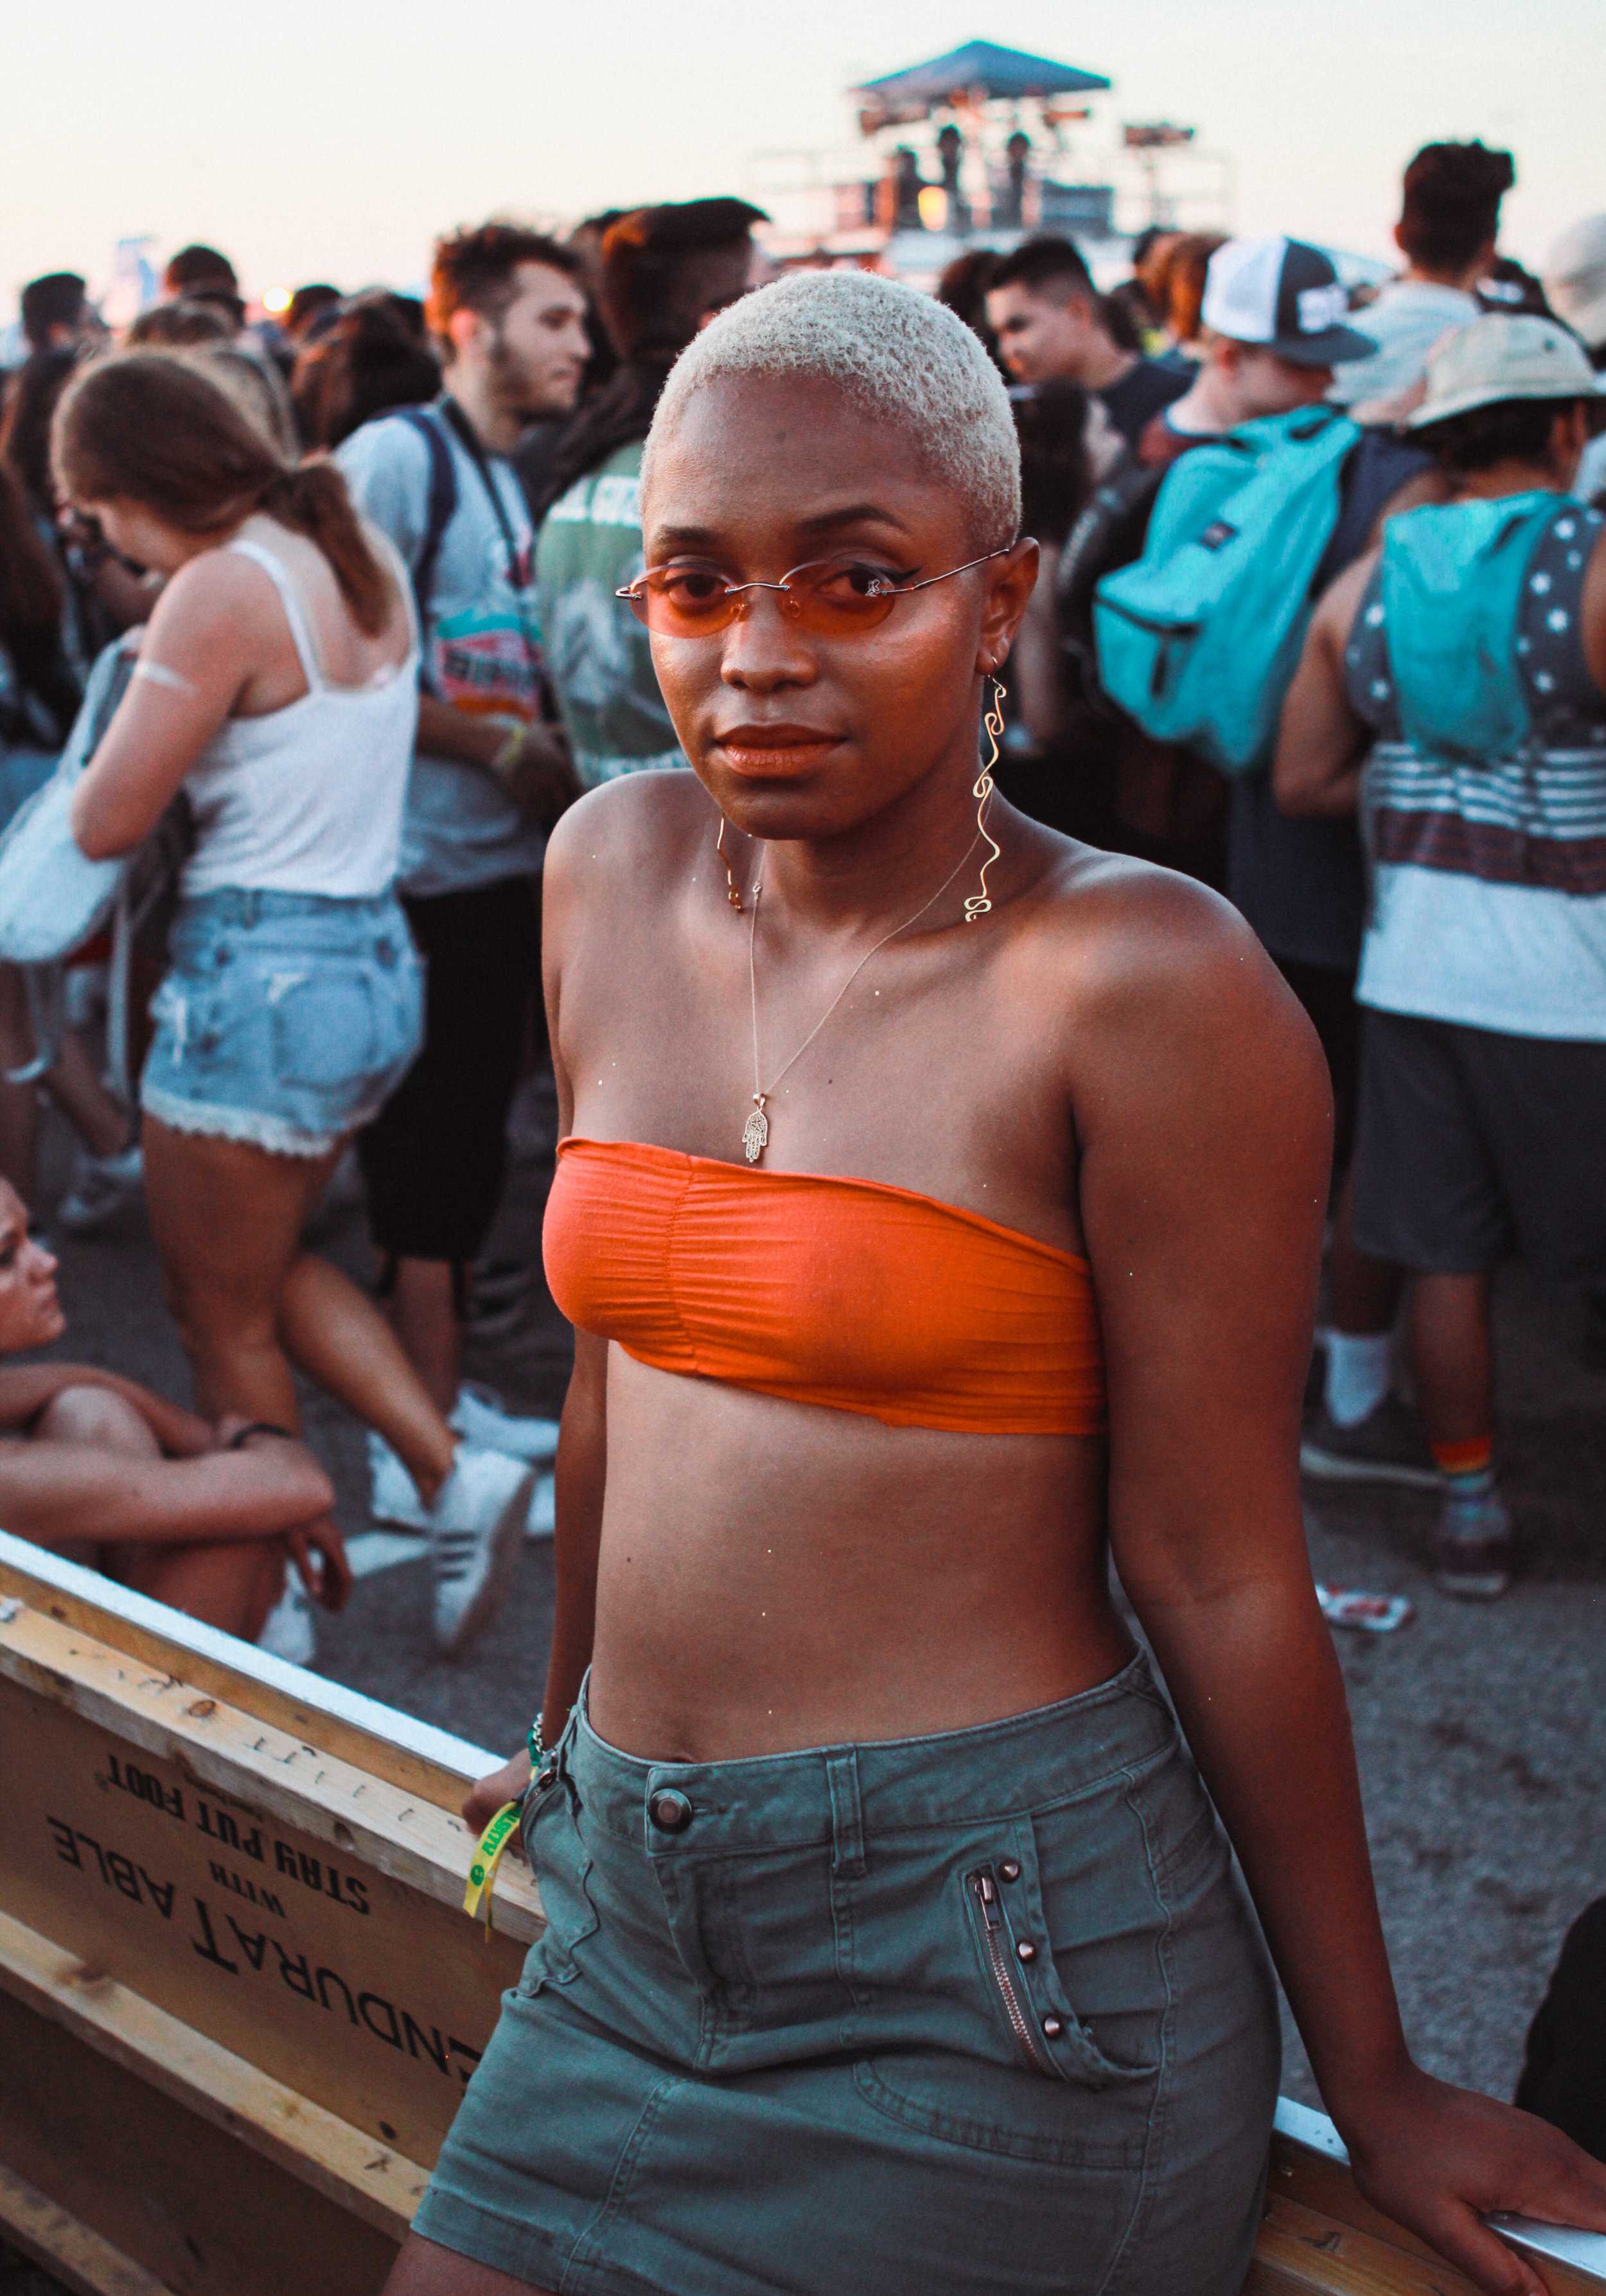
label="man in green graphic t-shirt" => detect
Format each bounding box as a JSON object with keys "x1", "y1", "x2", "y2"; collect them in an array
[
  {"x1": 534, "y1": 439, "x2": 682, "y2": 786},
  {"x1": 533, "y1": 197, "x2": 765, "y2": 789}
]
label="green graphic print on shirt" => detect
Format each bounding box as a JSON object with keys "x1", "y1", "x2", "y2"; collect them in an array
[{"x1": 534, "y1": 441, "x2": 688, "y2": 788}]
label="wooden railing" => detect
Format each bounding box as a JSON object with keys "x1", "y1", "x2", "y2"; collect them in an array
[{"x1": 0, "y1": 1530, "x2": 1601, "y2": 2296}]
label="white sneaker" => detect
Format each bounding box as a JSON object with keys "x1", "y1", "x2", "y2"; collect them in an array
[
  {"x1": 56, "y1": 1143, "x2": 143, "y2": 1234},
  {"x1": 451, "y1": 1384, "x2": 560, "y2": 1464},
  {"x1": 367, "y1": 1430, "x2": 430, "y2": 1531},
  {"x1": 371, "y1": 1427, "x2": 553, "y2": 1539},
  {"x1": 257, "y1": 1574, "x2": 315, "y2": 1666},
  {"x1": 428, "y1": 1447, "x2": 536, "y2": 1657},
  {"x1": 525, "y1": 1469, "x2": 555, "y2": 1541}
]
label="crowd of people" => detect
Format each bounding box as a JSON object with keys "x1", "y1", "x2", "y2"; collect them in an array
[
  {"x1": 0, "y1": 139, "x2": 1602, "y2": 1676},
  {"x1": 2, "y1": 133, "x2": 1606, "y2": 2296},
  {"x1": 938, "y1": 143, "x2": 1606, "y2": 1607}
]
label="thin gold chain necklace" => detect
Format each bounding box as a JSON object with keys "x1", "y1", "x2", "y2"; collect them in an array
[{"x1": 741, "y1": 831, "x2": 981, "y2": 1164}]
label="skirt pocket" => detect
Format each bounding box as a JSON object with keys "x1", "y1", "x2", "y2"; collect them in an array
[{"x1": 852, "y1": 1810, "x2": 1158, "y2": 2169}]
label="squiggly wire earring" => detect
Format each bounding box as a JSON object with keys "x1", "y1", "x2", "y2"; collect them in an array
[
  {"x1": 716, "y1": 816, "x2": 744, "y2": 912},
  {"x1": 964, "y1": 677, "x2": 1006, "y2": 925}
]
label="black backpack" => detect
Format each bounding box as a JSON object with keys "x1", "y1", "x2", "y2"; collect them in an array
[{"x1": 1053, "y1": 450, "x2": 1169, "y2": 714}]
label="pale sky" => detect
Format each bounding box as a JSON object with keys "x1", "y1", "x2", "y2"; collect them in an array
[{"x1": 6, "y1": 0, "x2": 1601, "y2": 310}]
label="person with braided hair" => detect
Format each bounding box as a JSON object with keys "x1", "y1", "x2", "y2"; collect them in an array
[{"x1": 48, "y1": 352, "x2": 540, "y2": 1660}]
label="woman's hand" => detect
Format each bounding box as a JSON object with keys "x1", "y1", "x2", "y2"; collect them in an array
[
  {"x1": 1341, "y1": 2061, "x2": 1606, "y2": 2295},
  {"x1": 463, "y1": 1752, "x2": 530, "y2": 1837},
  {"x1": 284, "y1": 1515, "x2": 353, "y2": 1613},
  {"x1": 490, "y1": 722, "x2": 581, "y2": 830}
]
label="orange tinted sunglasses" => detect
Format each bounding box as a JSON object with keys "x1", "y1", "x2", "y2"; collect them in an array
[{"x1": 616, "y1": 547, "x2": 1012, "y2": 639}]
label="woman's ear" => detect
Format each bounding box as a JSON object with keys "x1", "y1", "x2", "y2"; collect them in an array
[{"x1": 976, "y1": 537, "x2": 1040, "y2": 676}]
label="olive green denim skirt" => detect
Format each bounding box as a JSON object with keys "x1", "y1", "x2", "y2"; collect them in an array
[{"x1": 414, "y1": 1653, "x2": 1279, "y2": 2294}]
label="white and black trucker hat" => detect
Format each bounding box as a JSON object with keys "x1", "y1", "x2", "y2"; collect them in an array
[{"x1": 1200, "y1": 236, "x2": 1379, "y2": 367}]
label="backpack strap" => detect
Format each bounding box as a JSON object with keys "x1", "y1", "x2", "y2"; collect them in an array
[
  {"x1": 394, "y1": 405, "x2": 459, "y2": 692},
  {"x1": 1055, "y1": 449, "x2": 1170, "y2": 706}
]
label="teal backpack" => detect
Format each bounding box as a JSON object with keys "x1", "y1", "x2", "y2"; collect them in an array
[
  {"x1": 1378, "y1": 491, "x2": 1562, "y2": 761},
  {"x1": 1091, "y1": 407, "x2": 1359, "y2": 776}
]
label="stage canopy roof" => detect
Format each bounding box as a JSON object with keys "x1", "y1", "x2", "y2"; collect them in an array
[{"x1": 853, "y1": 39, "x2": 1111, "y2": 116}]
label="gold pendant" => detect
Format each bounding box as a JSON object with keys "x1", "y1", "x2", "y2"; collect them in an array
[{"x1": 743, "y1": 1098, "x2": 770, "y2": 1164}]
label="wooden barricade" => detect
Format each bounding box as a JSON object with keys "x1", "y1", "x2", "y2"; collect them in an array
[{"x1": 0, "y1": 1529, "x2": 1601, "y2": 2296}]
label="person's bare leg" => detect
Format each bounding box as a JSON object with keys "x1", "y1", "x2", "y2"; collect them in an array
[
  {"x1": 0, "y1": 967, "x2": 40, "y2": 1199},
  {"x1": 384, "y1": 2232, "x2": 553, "y2": 2295},
  {"x1": 1328, "y1": 1171, "x2": 1404, "y2": 1335},
  {"x1": 47, "y1": 1029, "x2": 134, "y2": 1160},
  {"x1": 1407, "y1": 1270, "x2": 1494, "y2": 1450},
  {"x1": 34, "y1": 1384, "x2": 275, "y2": 1636},
  {"x1": 385, "y1": 1256, "x2": 463, "y2": 1416},
  {"x1": 1318, "y1": 1168, "x2": 1407, "y2": 1431},
  {"x1": 128, "y1": 1535, "x2": 284, "y2": 1639},
  {"x1": 143, "y1": 1118, "x2": 333, "y2": 1426},
  {"x1": 280, "y1": 1254, "x2": 455, "y2": 1504}
]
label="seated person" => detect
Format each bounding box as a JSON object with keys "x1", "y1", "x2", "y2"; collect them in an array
[{"x1": 0, "y1": 1179, "x2": 347, "y2": 1638}]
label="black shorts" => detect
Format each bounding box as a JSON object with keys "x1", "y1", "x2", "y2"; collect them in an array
[
  {"x1": 356, "y1": 874, "x2": 538, "y2": 1265},
  {"x1": 1352, "y1": 1008, "x2": 1606, "y2": 1285}
]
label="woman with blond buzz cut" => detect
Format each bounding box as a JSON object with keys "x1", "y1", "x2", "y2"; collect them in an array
[{"x1": 390, "y1": 271, "x2": 1606, "y2": 2296}]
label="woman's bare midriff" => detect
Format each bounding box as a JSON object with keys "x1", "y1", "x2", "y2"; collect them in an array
[{"x1": 584, "y1": 1351, "x2": 1131, "y2": 1763}]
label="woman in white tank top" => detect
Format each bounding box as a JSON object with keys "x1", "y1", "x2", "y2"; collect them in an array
[{"x1": 48, "y1": 353, "x2": 538, "y2": 1657}]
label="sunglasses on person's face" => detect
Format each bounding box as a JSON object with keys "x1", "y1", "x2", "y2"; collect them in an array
[{"x1": 616, "y1": 547, "x2": 1012, "y2": 639}]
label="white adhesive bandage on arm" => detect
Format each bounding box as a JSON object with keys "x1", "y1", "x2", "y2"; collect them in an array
[{"x1": 132, "y1": 659, "x2": 199, "y2": 697}]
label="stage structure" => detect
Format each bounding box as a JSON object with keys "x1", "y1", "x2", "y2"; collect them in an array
[{"x1": 750, "y1": 36, "x2": 1231, "y2": 285}]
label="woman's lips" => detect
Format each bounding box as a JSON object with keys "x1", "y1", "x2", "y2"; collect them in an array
[{"x1": 714, "y1": 729, "x2": 843, "y2": 776}]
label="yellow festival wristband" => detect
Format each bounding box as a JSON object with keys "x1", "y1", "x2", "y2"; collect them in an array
[{"x1": 463, "y1": 1799, "x2": 524, "y2": 1928}]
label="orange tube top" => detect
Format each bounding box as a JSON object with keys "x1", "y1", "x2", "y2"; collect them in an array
[{"x1": 543, "y1": 1136, "x2": 1106, "y2": 1437}]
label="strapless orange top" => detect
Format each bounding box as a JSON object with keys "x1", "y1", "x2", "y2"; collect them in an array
[{"x1": 543, "y1": 1137, "x2": 1105, "y2": 1437}]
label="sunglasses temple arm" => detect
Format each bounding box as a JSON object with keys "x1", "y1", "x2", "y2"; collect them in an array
[{"x1": 904, "y1": 546, "x2": 1016, "y2": 594}]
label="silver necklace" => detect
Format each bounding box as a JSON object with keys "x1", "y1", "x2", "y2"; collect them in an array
[{"x1": 742, "y1": 832, "x2": 982, "y2": 1164}]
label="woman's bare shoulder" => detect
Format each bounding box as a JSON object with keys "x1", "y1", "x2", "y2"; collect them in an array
[
  {"x1": 1028, "y1": 838, "x2": 1256, "y2": 983},
  {"x1": 1026, "y1": 841, "x2": 1326, "y2": 1110},
  {"x1": 143, "y1": 539, "x2": 281, "y2": 655},
  {"x1": 545, "y1": 769, "x2": 710, "y2": 897}
]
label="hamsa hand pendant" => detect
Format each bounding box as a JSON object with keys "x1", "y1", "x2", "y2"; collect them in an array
[{"x1": 743, "y1": 1101, "x2": 770, "y2": 1164}]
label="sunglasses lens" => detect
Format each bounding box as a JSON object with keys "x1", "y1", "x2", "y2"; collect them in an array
[
  {"x1": 627, "y1": 560, "x2": 904, "y2": 637},
  {"x1": 790, "y1": 562, "x2": 900, "y2": 635},
  {"x1": 630, "y1": 570, "x2": 738, "y2": 637}
]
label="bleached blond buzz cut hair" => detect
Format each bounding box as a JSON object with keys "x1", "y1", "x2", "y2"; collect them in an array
[{"x1": 642, "y1": 268, "x2": 1022, "y2": 551}]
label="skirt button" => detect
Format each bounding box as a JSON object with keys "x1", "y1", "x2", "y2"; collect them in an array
[
  {"x1": 649, "y1": 1788, "x2": 693, "y2": 1835},
  {"x1": 1042, "y1": 2015, "x2": 1064, "y2": 2039},
  {"x1": 998, "y1": 1858, "x2": 1021, "y2": 1882},
  {"x1": 1015, "y1": 1939, "x2": 1037, "y2": 1963}
]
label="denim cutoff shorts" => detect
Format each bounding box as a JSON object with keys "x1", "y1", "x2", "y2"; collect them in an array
[
  {"x1": 141, "y1": 888, "x2": 423, "y2": 1159},
  {"x1": 416, "y1": 1652, "x2": 1280, "y2": 2295}
]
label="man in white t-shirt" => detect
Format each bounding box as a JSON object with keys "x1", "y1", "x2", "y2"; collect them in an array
[
  {"x1": 337, "y1": 227, "x2": 587, "y2": 1582},
  {"x1": 1332, "y1": 140, "x2": 1515, "y2": 416}
]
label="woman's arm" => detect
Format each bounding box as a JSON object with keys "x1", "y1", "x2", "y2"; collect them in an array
[
  {"x1": 1075, "y1": 875, "x2": 1606, "y2": 2296},
  {"x1": 69, "y1": 551, "x2": 256, "y2": 859},
  {"x1": 1273, "y1": 555, "x2": 1375, "y2": 820},
  {"x1": 0, "y1": 1364, "x2": 213, "y2": 1455},
  {"x1": 540, "y1": 1329, "x2": 607, "y2": 1734},
  {"x1": 0, "y1": 1437, "x2": 334, "y2": 1549},
  {"x1": 463, "y1": 800, "x2": 607, "y2": 1834}
]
